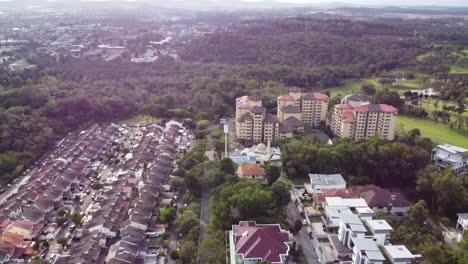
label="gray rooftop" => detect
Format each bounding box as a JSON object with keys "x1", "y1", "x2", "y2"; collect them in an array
[{"x1": 309, "y1": 173, "x2": 346, "y2": 186}]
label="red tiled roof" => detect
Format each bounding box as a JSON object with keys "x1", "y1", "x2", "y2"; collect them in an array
[
  {"x1": 238, "y1": 165, "x2": 266, "y2": 176},
  {"x1": 335, "y1": 104, "x2": 354, "y2": 110},
  {"x1": 351, "y1": 185, "x2": 411, "y2": 208},
  {"x1": 354, "y1": 104, "x2": 398, "y2": 113},
  {"x1": 11, "y1": 220, "x2": 34, "y2": 231},
  {"x1": 31, "y1": 223, "x2": 44, "y2": 236},
  {"x1": 313, "y1": 188, "x2": 356, "y2": 204},
  {"x1": 341, "y1": 111, "x2": 355, "y2": 123},
  {"x1": 233, "y1": 221, "x2": 291, "y2": 263},
  {"x1": 277, "y1": 95, "x2": 294, "y2": 101},
  {"x1": 0, "y1": 219, "x2": 11, "y2": 228},
  {"x1": 12, "y1": 247, "x2": 26, "y2": 259},
  {"x1": 0, "y1": 232, "x2": 24, "y2": 245},
  {"x1": 302, "y1": 92, "x2": 329, "y2": 101}
]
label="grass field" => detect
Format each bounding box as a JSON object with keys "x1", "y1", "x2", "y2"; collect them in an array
[
  {"x1": 396, "y1": 116, "x2": 468, "y2": 148},
  {"x1": 397, "y1": 79, "x2": 421, "y2": 89},
  {"x1": 119, "y1": 115, "x2": 160, "y2": 125},
  {"x1": 449, "y1": 65, "x2": 468, "y2": 74},
  {"x1": 419, "y1": 99, "x2": 468, "y2": 117}
]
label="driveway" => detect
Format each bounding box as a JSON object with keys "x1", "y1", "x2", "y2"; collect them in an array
[{"x1": 286, "y1": 201, "x2": 319, "y2": 264}]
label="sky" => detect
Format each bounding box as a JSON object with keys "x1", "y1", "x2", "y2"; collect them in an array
[{"x1": 242, "y1": 0, "x2": 468, "y2": 7}]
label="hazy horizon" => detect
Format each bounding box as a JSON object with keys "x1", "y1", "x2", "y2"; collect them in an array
[{"x1": 1, "y1": 0, "x2": 468, "y2": 8}]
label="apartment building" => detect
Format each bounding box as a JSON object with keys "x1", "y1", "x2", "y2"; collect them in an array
[
  {"x1": 277, "y1": 87, "x2": 329, "y2": 128},
  {"x1": 236, "y1": 94, "x2": 298, "y2": 143},
  {"x1": 330, "y1": 96, "x2": 398, "y2": 140}
]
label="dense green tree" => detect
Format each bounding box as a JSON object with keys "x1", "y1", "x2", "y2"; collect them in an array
[
  {"x1": 271, "y1": 181, "x2": 290, "y2": 207},
  {"x1": 372, "y1": 88, "x2": 404, "y2": 109},
  {"x1": 264, "y1": 164, "x2": 281, "y2": 185},
  {"x1": 159, "y1": 207, "x2": 177, "y2": 223}
]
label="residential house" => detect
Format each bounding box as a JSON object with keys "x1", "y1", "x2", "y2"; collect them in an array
[
  {"x1": 351, "y1": 185, "x2": 411, "y2": 217},
  {"x1": 6, "y1": 221, "x2": 42, "y2": 240},
  {"x1": 307, "y1": 173, "x2": 346, "y2": 194},
  {"x1": 237, "y1": 165, "x2": 267, "y2": 184},
  {"x1": 312, "y1": 188, "x2": 356, "y2": 210},
  {"x1": 351, "y1": 238, "x2": 385, "y2": 264},
  {"x1": 229, "y1": 221, "x2": 292, "y2": 264},
  {"x1": 364, "y1": 219, "x2": 392, "y2": 246},
  {"x1": 338, "y1": 213, "x2": 367, "y2": 249},
  {"x1": 383, "y1": 245, "x2": 421, "y2": 264},
  {"x1": 432, "y1": 144, "x2": 467, "y2": 175},
  {"x1": 455, "y1": 213, "x2": 468, "y2": 242},
  {"x1": 324, "y1": 197, "x2": 370, "y2": 228}
]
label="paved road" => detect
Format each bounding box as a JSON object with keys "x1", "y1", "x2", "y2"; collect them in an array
[
  {"x1": 286, "y1": 201, "x2": 319, "y2": 264},
  {"x1": 197, "y1": 150, "x2": 215, "y2": 264}
]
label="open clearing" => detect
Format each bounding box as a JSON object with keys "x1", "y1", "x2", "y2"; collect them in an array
[{"x1": 396, "y1": 116, "x2": 468, "y2": 148}]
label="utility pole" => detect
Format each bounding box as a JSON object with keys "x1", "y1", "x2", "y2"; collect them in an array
[{"x1": 223, "y1": 122, "x2": 229, "y2": 158}]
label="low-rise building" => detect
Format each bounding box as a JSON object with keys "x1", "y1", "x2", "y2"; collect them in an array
[
  {"x1": 237, "y1": 165, "x2": 267, "y2": 184},
  {"x1": 308, "y1": 173, "x2": 346, "y2": 194},
  {"x1": 383, "y1": 245, "x2": 421, "y2": 264},
  {"x1": 230, "y1": 142, "x2": 282, "y2": 166},
  {"x1": 351, "y1": 237, "x2": 385, "y2": 264},
  {"x1": 455, "y1": 213, "x2": 468, "y2": 242},
  {"x1": 229, "y1": 221, "x2": 292, "y2": 264},
  {"x1": 364, "y1": 219, "x2": 392, "y2": 246},
  {"x1": 432, "y1": 144, "x2": 467, "y2": 175},
  {"x1": 351, "y1": 185, "x2": 411, "y2": 217}
]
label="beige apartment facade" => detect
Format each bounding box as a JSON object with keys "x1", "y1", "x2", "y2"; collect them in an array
[
  {"x1": 277, "y1": 87, "x2": 329, "y2": 128},
  {"x1": 330, "y1": 101, "x2": 398, "y2": 141}
]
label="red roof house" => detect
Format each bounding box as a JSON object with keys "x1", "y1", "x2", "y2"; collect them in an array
[
  {"x1": 237, "y1": 165, "x2": 267, "y2": 184},
  {"x1": 230, "y1": 221, "x2": 292, "y2": 264}
]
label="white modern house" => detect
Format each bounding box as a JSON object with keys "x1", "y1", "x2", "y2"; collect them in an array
[
  {"x1": 351, "y1": 238, "x2": 385, "y2": 264},
  {"x1": 308, "y1": 173, "x2": 346, "y2": 194},
  {"x1": 383, "y1": 245, "x2": 422, "y2": 264},
  {"x1": 455, "y1": 213, "x2": 468, "y2": 242},
  {"x1": 364, "y1": 219, "x2": 392, "y2": 246},
  {"x1": 338, "y1": 213, "x2": 367, "y2": 248},
  {"x1": 432, "y1": 144, "x2": 468, "y2": 175},
  {"x1": 324, "y1": 197, "x2": 370, "y2": 228}
]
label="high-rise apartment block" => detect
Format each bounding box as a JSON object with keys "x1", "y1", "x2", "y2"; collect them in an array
[
  {"x1": 329, "y1": 94, "x2": 398, "y2": 140},
  {"x1": 235, "y1": 87, "x2": 329, "y2": 144}
]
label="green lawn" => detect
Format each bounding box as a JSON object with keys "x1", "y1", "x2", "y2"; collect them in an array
[
  {"x1": 397, "y1": 79, "x2": 422, "y2": 89},
  {"x1": 416, "y1": 52, "x2": 435, "y2": 60},
  {"x1": 419, "y1": 100, "x2": 468, "y2": 117},
  {"x1": 396, "y1": 116, "x2": 468, "y2": 148},
  {"x1": 449, "y1": 65, "x2": 468, "y2": 74}
]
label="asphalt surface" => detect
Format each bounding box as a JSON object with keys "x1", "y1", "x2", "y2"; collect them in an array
[
  {"x1": 286, "y1": 201, "x2": 319, "y2": 264},
  {"x1": 198, "y1": 150, "x2": 214, "y2": 264}
]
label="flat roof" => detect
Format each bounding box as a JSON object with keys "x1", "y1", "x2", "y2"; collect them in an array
[
  {"x1": 326, "y1": 197, "x2": 369, "y2": 208},
  {"x1": 384, "y1": 245, "x2": 415, "y2": 259},
  {"x1": 436, "y1": 144, "x2": 467, "y2": 154},
  {"x1": 352, "y1": 238, "x2": 385, "y2": 261},
  {"x1": 365, "y1": 220, "x2": 393, "y2": 231},
  {"x1": 309, "y1": 173, "x2": 346, "y2": 186},
  {"x1": 457, "y1": 213, "x2": 468, "y2": 220}
]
